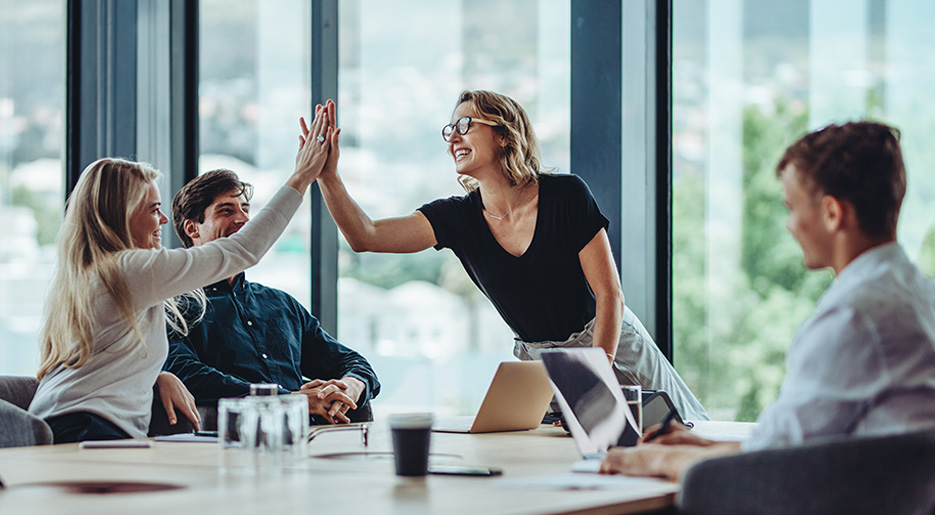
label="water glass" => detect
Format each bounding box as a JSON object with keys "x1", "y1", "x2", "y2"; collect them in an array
[
  {"x1": 279, "y1": 394, "x2": 309, "y2": 465},
  {"x1": 218, "y1": 397, "x2": 287, "y2": 474},
  {"x1": 249, "y1": 383, "x2": 280, "y2": 396},
  {"x1": 621, "y1": 385, "x2": 642, "y2": 434}
]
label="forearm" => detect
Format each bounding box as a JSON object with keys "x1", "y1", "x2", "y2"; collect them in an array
[
  {"x1": 317, "y1": 174, "x2": 379, "y2": 252},
  {"x1": 668, "y1": 442, "x2": 742, "y2": 480},
  {"x1": 164, "y1": 356, "x2": 252, "y2": 402},
  {"x1": 592, "y1": 291, "x2": 624, "y2": 360}
]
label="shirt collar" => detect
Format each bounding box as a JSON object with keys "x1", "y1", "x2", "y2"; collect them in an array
[
  {"x1": 818, "y1": 241, "x2": 905, "y2": 309},
  {"x1": 206, "y1": 272, "x2": 248, "y2": 294}
]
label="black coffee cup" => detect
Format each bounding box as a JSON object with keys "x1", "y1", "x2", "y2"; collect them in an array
[{"x1": 388, "y1": 413, "x2": 433, "y2": 476}]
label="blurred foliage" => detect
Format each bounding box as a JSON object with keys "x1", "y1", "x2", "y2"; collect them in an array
[
  {"x1": 340, "y1": 243, "x2": 447, "y2": 290},
  {"x1": 12, "y1": 184, "x2": 60, "y2": 246},
  {"x1": 673, "y1": 99, "x2": 833, "y2": 421}
]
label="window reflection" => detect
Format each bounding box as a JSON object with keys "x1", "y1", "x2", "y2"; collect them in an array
[
  {"x1": 0, "y1": 0, "x2": 65, "y2": 375},
  {"x1": 672, "y1": 0, "x2": 935, "y2": 421},
  {"x1": 198, "y1": 0, "x2": 312, "y2": 304},
  {"x1": 337, "y1": 0, "x2": 570, "y2": 416}
]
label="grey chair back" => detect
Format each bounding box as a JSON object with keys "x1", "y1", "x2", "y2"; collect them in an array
[
  {"x1": 0, "y1": 375, "x2": 39, "y2": 411},
  {"x1": 678, "y1": 429, "x2": 935, "y2": 515},
  {"x1": 0, "y1": 376, "x2": 52, "y2": 448}
]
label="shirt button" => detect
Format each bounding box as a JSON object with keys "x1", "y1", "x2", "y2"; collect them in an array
[
  {"x1": 261, "y1": 354, "x2": 268, "y2": 359},
  {"x1": 247, "y1": 320, "x2": 253, "y2": 326}
]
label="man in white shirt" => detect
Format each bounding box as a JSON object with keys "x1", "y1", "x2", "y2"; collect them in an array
[{"x1": 601, "y1": 121, "x2": 935, "y2": 480}]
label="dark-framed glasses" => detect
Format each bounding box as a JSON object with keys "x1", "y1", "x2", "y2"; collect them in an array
[{"x1": 442, "y1": 116, "x2": 497, "y2": 142}]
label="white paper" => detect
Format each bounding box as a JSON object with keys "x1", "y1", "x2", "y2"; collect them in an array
[
  {"x1": 571, "y1": 459, "x2": 602, "y2": 473},
  {"x1": 495, "y1": 473, "x2": 667, "y2": 490}
]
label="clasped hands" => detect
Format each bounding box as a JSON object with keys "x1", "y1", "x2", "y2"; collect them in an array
[{"x1": 295, "y1": 376, "x2": 364, "y2": 424}]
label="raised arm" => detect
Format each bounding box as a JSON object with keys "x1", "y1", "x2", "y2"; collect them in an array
[
  {"x1": 123, "y1": 106, "x2": 335, "y2": 308},
  {"x1": 302, "y1": 100, "x2": 437, "y2": 254}
]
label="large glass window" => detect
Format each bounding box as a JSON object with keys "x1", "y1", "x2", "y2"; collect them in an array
[
  {"x1": 672, "y1": 0, "x2": 935, "y2": 420},
  {"x1": 198, "y1": 0, "x2": 312, "y2": 304},
  {"x1": 337, "y1": 0, "x2": 570, "y2": 416},
  {"x1": 0, "y1": 1, "x2": 65, "y2": 375}
]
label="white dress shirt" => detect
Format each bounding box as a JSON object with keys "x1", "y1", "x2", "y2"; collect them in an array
[{"x1": 744, "y1": 242, "x2": 935, "y2": 451}]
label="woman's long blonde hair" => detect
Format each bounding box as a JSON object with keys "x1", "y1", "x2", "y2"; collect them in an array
[
  {"x1": 454, "y1": 90, "x2": 552, "y2": 192},
  {"x1": 38, "y1": 158, "x2": 202, "y2": 380}
]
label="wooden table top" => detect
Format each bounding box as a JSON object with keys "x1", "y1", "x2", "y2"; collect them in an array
[{"x1": 0, "y1": 420, "x2": 751, "y2": 515}]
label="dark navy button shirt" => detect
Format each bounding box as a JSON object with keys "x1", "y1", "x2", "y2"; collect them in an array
[{"x1": 164, "y1": 273, "x2": 380, "y2": 408}]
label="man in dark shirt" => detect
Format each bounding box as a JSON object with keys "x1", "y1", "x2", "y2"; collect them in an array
[{"x1": 164, "y1": 169, "x2": 379, "y2": 425}]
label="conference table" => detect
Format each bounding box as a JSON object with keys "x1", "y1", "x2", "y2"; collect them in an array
[{"x1": 0, "y1": 420, "x2": 751, "y2": 515}]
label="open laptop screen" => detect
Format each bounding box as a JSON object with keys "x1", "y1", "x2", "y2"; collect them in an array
[{"x1": 540, "y1": 348, "x2": 640, "y2": 457}]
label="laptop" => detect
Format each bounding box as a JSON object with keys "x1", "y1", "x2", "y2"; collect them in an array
[
  {"x1": 539, "y1": 348, "x2": 640, "y2": 459},
  {"x1": 432, "y1": 361, "x2": 554, "y2": 434}
]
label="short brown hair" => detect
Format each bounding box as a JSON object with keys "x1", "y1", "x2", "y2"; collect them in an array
[
  {"x1": 776, "y1": 121, "x2": 906, "y2": 238},
  {"x1": 172, "y1": 169, "x2": 253, "y2": 248}
]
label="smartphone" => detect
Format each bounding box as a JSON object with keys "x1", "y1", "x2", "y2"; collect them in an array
[
  {"x1": 641, "y1": 391, "x2": 691, "y2": 429},
  {"x1": 428, "y1": 465, "x2": 503, "y2": 477},
  {"x1": 195, "y1": 431, "x2": 219, "y2": 437}
]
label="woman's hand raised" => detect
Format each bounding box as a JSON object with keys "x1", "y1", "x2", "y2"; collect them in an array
[
  {"x1": 287, "y1": 102, "x2": 333, "y2": 193},
  {"x1": 318, "y1": 99, "x2": 341, "y2": 180}
]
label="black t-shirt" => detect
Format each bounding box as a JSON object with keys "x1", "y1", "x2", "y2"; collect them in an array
[{"x1": 418, "y1": 173, "x2": 609, "y2": 342}]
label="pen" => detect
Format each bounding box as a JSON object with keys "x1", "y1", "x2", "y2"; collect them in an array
[{"x1": 643, "y1": 409, "x2": 676, "y2": 443}]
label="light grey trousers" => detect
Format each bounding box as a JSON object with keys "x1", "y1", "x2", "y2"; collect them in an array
[{"x1": 513, "y1": 305, "x2": 709, "y2": 422}]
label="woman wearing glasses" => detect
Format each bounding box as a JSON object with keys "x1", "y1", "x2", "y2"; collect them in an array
[{"x1": 309, "y1": 90, "x2": 707, "y2": 422}]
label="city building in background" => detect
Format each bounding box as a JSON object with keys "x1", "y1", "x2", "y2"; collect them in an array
[{"x1": 2, "y1": 0, "x2": 935, "y2": 422}]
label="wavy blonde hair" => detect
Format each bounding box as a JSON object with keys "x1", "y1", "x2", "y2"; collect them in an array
[
  {"x1": 38, "y1": 158, "x2": 203, "y2": 380},
  {"x1": 453, "y1": 90, "x2": 552, "y2": 192}
]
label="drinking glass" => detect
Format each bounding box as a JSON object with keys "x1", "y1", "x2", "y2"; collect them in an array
[
  {"x1": 621, "y1": 385, "x2": 642, "y2": 434},
  {"x1": 218, "y1": 397, "x2": 286, "y2": 474}
]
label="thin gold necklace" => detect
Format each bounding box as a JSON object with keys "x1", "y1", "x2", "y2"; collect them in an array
[
  {"x1": 485, "y1": 184, "x2": 529, "y2": 221},
  {"x1": 486, "y1": 208, "x2": 511, "y2": 221}
]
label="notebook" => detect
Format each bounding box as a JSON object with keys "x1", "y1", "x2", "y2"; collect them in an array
[
  {"x1": 432, "y1": 361, "x2": 554, "y2": 434},
  {"x1": 539, "y1": 348, "x2": 640, "y2": 459}
]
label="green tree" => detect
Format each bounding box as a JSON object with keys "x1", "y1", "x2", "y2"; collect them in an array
[{"x1": 674, "y1": 98, "x2": 833, "y2": 421}]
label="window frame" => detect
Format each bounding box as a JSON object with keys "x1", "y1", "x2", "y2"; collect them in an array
[{"x1": 65, "y1": 0, "x2": 675, "y2": 360}]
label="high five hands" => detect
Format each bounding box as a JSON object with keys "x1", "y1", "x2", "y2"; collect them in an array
[{"x1": 288, "y1": 102, "x2": 333, "y2": 193}]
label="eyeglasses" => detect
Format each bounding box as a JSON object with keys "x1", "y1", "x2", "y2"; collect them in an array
[{"x1": 442, "y1": 116, "x2": 497, "y2": 142}]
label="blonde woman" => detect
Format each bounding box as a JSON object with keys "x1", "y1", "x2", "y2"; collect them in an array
[
  {"x1": 311, "y1": 91, "x2": 708, "y2": 422},
  {"x1": 29, "y1": 105, "x2": 334, "y2": 443}
]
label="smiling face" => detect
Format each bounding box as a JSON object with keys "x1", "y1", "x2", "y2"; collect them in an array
[
  {"x1": 184, "y1": 189, "x2": 251, "y2": 247},
  {"x1": 447, "y1": 102, "x2": 504, "y2": 180},
  {"x1": 129, "y1": 180, "x2": 168, "y2": 250},
  {"x1": 781, "y1": 165, "x2": 834, "y2": 270}
]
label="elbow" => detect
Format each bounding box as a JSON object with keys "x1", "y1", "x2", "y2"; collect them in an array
[
  {"x1": 344, "y1": 235, "x2": 373, "y2": 253},
  {"x1": 346, "y1": 237, "x2": 370, "y2": 253},
  {"x1": 596, "y1": 286, "x2": 625, "y2": 314},
  {"x1": 614, "y1": 288, "x2": 625, "y2": 314},
  {"x1": 344, "y1": 226, "x2": 380, "y2": 253}
]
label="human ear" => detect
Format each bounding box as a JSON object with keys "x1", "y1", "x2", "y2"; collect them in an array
[
  {"x1": 821, "y1": 195, "x2": 843, "y2": 232},
  {"x1": 183, "y1": 219, "x2": 200, "y2": 241}
]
